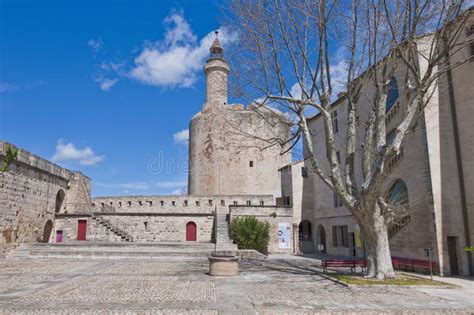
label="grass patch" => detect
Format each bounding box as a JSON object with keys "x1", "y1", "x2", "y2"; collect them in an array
[{"x1": 332, "y1": 274, "x2": 449, "y2": 286}]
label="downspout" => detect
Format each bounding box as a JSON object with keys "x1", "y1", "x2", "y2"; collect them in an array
[{"x1": 443, "y1": 39, "x2": 473, "y2": 276}]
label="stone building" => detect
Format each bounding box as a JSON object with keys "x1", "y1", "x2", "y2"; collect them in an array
[
  {"x1": 0, "y1": 141, "x2": 91, "y2": 256},
  {"x1": 1, "y1": 36, "x2": 295, "y2": 256},
  {"x1": 299, "y1": 11, "x2": 474, "y2": 276}
]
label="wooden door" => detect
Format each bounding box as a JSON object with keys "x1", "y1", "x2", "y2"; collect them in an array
[
  {"x1": 447, "y1": 236, "x2": 459, "y2": 275},
  {"x1": 186, "y1": 222, "x2": 197, "y2": 241},
  {"x1": 77, "y1": 220, "x2": 87, "y2": 241}
]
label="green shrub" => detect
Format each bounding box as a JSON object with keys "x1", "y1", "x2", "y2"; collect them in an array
[{"x1": 230, "y1": 216, "x2": 270, "y2": 253}]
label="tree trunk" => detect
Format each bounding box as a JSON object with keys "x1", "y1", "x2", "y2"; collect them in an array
[{"x1": 360, "y1": 205, "x2": 396, "y2": 280}]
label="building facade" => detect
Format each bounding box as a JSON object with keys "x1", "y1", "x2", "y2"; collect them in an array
[{"x1": 300, "y1": 11, "x2": 474, "y2": 276}]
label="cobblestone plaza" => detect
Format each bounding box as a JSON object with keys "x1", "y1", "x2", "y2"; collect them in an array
[{"x1": 0, "y1": 255, "x2": 473, "y2": 314}]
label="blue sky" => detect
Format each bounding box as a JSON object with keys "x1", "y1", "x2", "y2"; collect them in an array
[{"x1": 0, "y1": 0, "x2": 233, "y2": 197}]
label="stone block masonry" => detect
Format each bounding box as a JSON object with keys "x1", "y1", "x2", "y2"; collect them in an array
[{"x1": 0, "y1": 141, "x2": 91, "y2": 256}]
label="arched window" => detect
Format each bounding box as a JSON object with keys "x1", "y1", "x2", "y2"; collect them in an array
[
  {"x1": 386, "y1": 77, "x2": 399, "y2": 112},
  {"x1": 386, "y1": 179, "x2": 409, "y2": 209}
]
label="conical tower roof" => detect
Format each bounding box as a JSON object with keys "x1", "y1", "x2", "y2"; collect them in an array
[{"x1": 210, "y1": 31, "x2": 224, "y2": 55}]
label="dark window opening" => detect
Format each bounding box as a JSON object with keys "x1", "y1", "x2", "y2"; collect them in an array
[
  {"x1": 172, "y1": 201, "x2": 176, "y2": 207},
  {"x1": 160, "y1": 200, "x2": 164, "y2": 206},
  {"x1": 333, "y1": 192, "x2": 343, "y2": 208},
  {"x1": 386, "y1": 77, "x2": 399, "y2": 112},
  {"x1": 246, "y1": 200, "x2": 251, "y2": 205},
  {"x1": 221, "y1": 200, "x2": 225, "y2": 206},
  {"x1": 184, "y1": 200, "x2": 188, "y2": 206},
  {"x1": 331, "y1": 110, "x2": 339, "y2": 133},
  {"x1": 249, "y1": 161, "x2": 254, "y2": 167},
  {"x1": 332, "y1": 225, "x2": 348, "y2": 247},
  {"x1": 260, "y1": 201, "x2": 265, "y2": 206}
]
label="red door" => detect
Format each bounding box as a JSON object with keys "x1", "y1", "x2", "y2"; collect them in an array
[
  {"x1": 77, "y1": 220, "x2": 87, "y2": 241},
  {"x1": 56, "y1": 230, "x2": 63, "y2": 243},
  {"x1": 186, "y1": 222, "x2": 197, "y2": 241}
]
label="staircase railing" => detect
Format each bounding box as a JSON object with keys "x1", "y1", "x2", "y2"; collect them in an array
[
  {"x1": 388, "y1": 214, "x2": 411, "y2": 239},
  {"x1": 92, "y1": 204, "x2": 135, "y2": 241}
]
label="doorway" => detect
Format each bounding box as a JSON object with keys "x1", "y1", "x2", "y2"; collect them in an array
[
  {"x1": 186, "y1": 222, "x2": 197, "y2": 241},
  {"x1": 77, "y1": 220, "x2": 87, "y2": 241},
  {"x1": 42, "y1": 220, "x2": 53, "y2": 243},
  {"x1": 447, "y1": 236, "x2": 459, "y2": 275},
  {"x1": 56, "y1": 230, "x2": 63, "y2": 243},
  {"x1": 317, "y1": 225, "x2": 327, "y2": 253}
]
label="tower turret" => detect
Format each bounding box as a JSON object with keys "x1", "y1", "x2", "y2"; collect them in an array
[{"x1": 203, "y1": 32, "x2": 229, "y2": 111}]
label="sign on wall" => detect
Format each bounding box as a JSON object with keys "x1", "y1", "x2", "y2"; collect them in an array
[{"x1": 278, "y1": 222, "x2": 291, "y2": 249}]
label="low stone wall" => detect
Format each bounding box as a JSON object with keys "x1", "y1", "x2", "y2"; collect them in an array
[
  {"x1": 92, "y1": 195, "x2": 274, "y2": 214},
  {"x1": 229, "y1": 205, "x2": 293, "y2": 254},
  {"x1": 55, "y1": 213, "x2": 215, "y2": 243}
]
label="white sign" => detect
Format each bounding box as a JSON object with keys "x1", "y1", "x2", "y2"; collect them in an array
[{"x1": 278, "y1": 222, "x2": 291, "y2": 249}]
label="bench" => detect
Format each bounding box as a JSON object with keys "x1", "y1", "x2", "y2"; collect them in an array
[
  {"x1": 322, "y1": 259, "x2": 357, "y2": 272},
  {"x1": 392, "y1": 256, "x2": 437, "y2": 274}
]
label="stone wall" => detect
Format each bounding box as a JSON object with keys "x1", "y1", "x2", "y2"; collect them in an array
[
  {"x1": 54, "y1": 213, "x2": 215, "y2": 243},
  {"x1": 229, "y1": 205, "x2": 293, "y2": 254},
  {"x1": 0, "y1": 141, "x2": 91, "y2": 256},
  {"x1": 189, "y1": 105, "x2": 291, "y2": 198}
]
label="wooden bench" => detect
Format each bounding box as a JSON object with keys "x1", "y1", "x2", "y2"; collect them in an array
[
  {"x1": 392, "y1": 256, "x2": 437, "y2": 274},
  {"x1": 322, "y1": 259, "x2": 356, "y2": 273},
  {"x1": 355, "y1": 259, "x2": 367, "y2": 272}
]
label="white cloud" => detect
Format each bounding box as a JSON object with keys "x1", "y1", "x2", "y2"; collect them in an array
[
  {"x1": 88, "y1": 38, "x2": 103, "y2": 53},
  {"x1": 95, "y1": 77, "x2": 118, "y2": 91},
  {"x1": 173, "y1": 129, "x2": 189, "y2": 145},
  {"x1": 0, "y1": 82, "x2": 19, "y2": 93},
  {"x1": 52, "y1": 140, "x2": 104, "y2": 166},
  {"x1": 330, "y1": 60, "x2": 348, "y2": 97},
  {"x1": 171, "y1": 188, "x2": 187, "y2": 195},
  {"x1": 130, "y1": 11, "x2": 238, "y2": 88}
]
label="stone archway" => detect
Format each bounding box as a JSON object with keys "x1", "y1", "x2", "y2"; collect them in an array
[
  {"x1": 42, "y1": 220, "x2": 53, "y2": 243},
  {"x1": 55, "y1": 189, "x2": 65, "y2": 213},
  {"x1": 298, "y1": 220, "x2": 314, "y2": 253}
]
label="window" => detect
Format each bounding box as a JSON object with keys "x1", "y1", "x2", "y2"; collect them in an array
[
  {"x1": 386, "y1": 77, "x2": 399, "y2": 112},
  {"x1": 221, "y1": 200, "x2": 225, "y2": 206},
  {"x1": 260, "y1": 201, "x2": 265, "y2": 206},
  {"x1": 160, "y1": 200, "x2": 164, "y2": 206},
  {"x1": 128, "y1": 201, "x2": 132, "y2": 207},
  {"x1": 144, "y1": 222, "x2": 148, "y2": 230},
  {"x1": 172, "y1": 201, "x2": 176, "y2": 207},
  {"x1": 118, "y1": 201, "x2": 122, "y2": 207},
  {"x1": 184, "y1": 200, "x2": 188, "y2": 207},
  {"x1": 138, "y1": 201, "x2": 143, "y2": 206},
  {"x1": 301, "y1": 167, "x2": 308, "y2": 178},
  {"x1": 331, "y1": 110, "x2": 339, "y2": 133},
  {"x1": 332, "y1": 225, "x2": 348, "y2": 247},
  {"x1": 333, "y1": 192, "x2": 343, "y2": 208},
  {"x1": 148, "y1": 201, "x2": 152, "y2": 206},
  {"x1": 246, "y1": 200, "x2": 251, "y2": 205},
  {"x1": 386, "y1": 179, "x2": 409, "y2": 209},
  {"x1": 196, "y1": 200, "x2": 200, "y2": 206},
  {"x1": 208, "y1": 199, "x2": 213, "y2": 206},
  {"x1": 101, "y1": 202, "x2": 105, "y2": 208},
  {"x1": 110, "y1": 201, "x2": 113, "y2": 206},
  {"x1": 249, "y1": 161, "x2": 254, "y2": 167},
  {"x1": 233, "y1": 201, "x2": 238, "y2": 205},
  {"x1": 283, "y1": 196, "x2": 291, "y2": 206},
  {"x1": 336, "y1": 151, "x2": 341, "y2": 164}
]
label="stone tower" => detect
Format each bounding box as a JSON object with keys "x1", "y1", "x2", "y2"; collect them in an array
[
  {"x1": 203, "y1": 33, "x2": 229, "y2": 111},
  {"x1": 188, "y1": 33, "x2": 291, "y2": 198}
]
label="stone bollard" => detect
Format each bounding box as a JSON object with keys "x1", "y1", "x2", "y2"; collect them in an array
[{"x1": 208, "y1": 252, "x2": 239, "y2": 276}]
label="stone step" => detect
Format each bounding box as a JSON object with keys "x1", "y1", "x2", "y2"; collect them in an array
[{"x1": 6, "y1": 242, "x2": 217, "y2": 260}]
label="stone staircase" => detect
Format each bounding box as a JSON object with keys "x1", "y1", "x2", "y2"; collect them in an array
[
  {"x1": 215, "y1": 212, "x2": 238, "y2": 251},
  {"x1": 91, "y1": 214, "x2": 134, "y2": 242},
  {"x1": 6, "y1": 242, "x2": 216, "y2": 260}
]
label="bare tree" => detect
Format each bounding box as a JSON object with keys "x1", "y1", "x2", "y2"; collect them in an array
[{"x1": 224, "y1": 0, "x2": 470, "y2": 279}]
